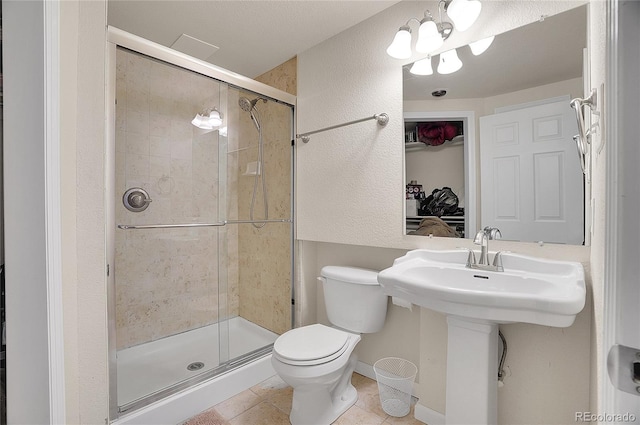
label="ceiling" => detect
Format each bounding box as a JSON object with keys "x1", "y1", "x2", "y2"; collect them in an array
[
  {"x1": 107, "y1": 0, "x2": 401, "y2": 78},
  {"x1": 108, "y1": 1, "x2": 587, "y2": 99},
  {"x1": 403, "y1": 5, "x2": 587, "y2": 100}
]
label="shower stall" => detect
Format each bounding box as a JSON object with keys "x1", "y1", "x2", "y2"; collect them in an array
[{"x1": 106, "y1": 28, "x2": 295, "y2": 421}]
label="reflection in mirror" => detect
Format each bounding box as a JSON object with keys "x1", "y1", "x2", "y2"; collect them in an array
[
  {"x1": 403, "y1": 5, "x2": 587, "y2": 245},
  {"x1": 405, "y1": 112, "x2": 474, "y2": 238}
]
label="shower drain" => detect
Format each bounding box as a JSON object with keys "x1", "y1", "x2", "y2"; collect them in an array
[{"x1": 187, "y1": 362, "x2": 205, "y2": 371}]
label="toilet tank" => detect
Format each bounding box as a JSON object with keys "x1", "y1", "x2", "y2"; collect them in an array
[{"x1": 320, "y1": 266, "x2": 388, "y2": 333}]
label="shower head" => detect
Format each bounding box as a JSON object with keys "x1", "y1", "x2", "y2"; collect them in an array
[
  {"x1": 238, "y1": 97, "x2": 255, "y2": 112},
  {"x1": 238, "y1": 96, "x2": 266, "y2": 112},
  {"x1": 239, "y1": 97, "x2": 266, "y2": 131}
]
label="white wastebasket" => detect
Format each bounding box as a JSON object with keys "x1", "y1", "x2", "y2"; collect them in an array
[{"x1": 373, "y1": 357, "x2": 417, "y2": 417}]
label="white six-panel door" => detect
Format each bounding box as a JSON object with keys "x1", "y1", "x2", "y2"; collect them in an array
[{"x1": 479, "y1": 99, "x2": 583, "y2": 244}]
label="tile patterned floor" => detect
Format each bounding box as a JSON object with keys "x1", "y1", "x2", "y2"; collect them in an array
[{"x1": 182, "y1": 373, "x2": 424, "y2": 425}]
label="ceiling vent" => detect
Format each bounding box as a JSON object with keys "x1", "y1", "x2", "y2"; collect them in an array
[{"x1": 170, "y1": 34, "x2": 219, "y2": 61}]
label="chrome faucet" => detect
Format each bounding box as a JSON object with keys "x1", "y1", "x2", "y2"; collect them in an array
[{"x1": 467, "y1": 226, "x2": 504, "y2": 272}]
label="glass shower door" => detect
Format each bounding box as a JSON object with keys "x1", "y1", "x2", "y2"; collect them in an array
[
  {"x1": 113, "y1": 47, "x2": 227, "y2": 411},
  {"x1": 217, "y1": 86, "x2": 294, "y2": 365}
]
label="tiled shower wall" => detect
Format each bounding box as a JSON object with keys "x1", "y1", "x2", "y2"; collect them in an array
[
  {"x1": 234, "y1": 58, "x2": 296, "y2": 336},
  {"x1": 114, "y1": 48, "x2": 229, "y2": 349},
  {"x1": 234, "y1": 103, "x2": 292, "y2": 335}
]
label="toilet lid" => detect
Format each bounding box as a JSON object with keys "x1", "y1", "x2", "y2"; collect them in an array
[{"x1": 274, "y1": 324, "x2": 350, "y2": 363}]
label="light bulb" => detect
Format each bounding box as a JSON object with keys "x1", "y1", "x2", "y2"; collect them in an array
[
  {"x1": 437, "y1": 49, "x2": 463, "y2": 74},
  {"x1": 207, "y1": 109, "x2": 223, "y2": 127},
  {"x1": 386, "y1": 26, "x2": 412, "y2": 59},
  {"x1": 191, "y1": 113, "x2": 205, "y2": 128},
  {"x1": 410, "y1": 57, "x2": 434, "y2": 76},
  {"x1": 447, "y1": 0, "x2": 482, "y2": 32},
  {"x1": 192, "y1": 108, "x2": 223, "y2": 129},
  {"x1": 416, "y1": 20, "x2": 443, "y2": 54},
  {"x1": 469, "y1": 36, "x2": 495, "y2": 55}
]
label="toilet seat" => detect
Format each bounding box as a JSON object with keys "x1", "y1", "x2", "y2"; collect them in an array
[{"x1": 273, "y1": 324, "x2": 353, "y2": 366}]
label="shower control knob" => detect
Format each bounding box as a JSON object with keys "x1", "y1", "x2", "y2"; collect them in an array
[{"x1": 123, "y1": 187, "x2": 152, "y2": 212}]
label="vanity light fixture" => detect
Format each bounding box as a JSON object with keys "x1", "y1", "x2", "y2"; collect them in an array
[
  {"x1": 447, "y1": 0, "x2": 482, "y2": 32},
  {"x1": 415, "y1": 15, "x2": 448, "y2": 54},
  {"x1": 410, "y1": 56, "x2": 434, "y2": 75},
  {"x1": 437, "y1": 49, "x2": 463, "y2": 74},
  {"x1": 191, "y1": 107, "x2": 223, "y2": 130},
  {"x1": 469, "y1": 35, "x2": 495, "y2": 55},
  {"x1": 386, "y1": 26, "x2": 413, "y2": 59},
  {"x1": 387, "y1": 0, "x2": 481, "y2": 59}
]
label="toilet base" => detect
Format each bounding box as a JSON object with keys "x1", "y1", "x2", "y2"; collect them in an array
[
  {"x1": 290, "y1": 383, "x2": 357, "y2": 425},
  {"x1": 288, "y1": 355, "x2": 359, "y2": 425}
]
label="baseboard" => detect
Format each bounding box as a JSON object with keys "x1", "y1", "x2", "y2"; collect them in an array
[
  {"x1": 355, "y1": 360, "x2": 377, "y2": 381},
  {"x1": 414, "y1": 403, "x2": 445, "y2": 425}
]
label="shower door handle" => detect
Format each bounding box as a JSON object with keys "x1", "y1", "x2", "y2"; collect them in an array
[
  {"x1": 117, "y1": 222, "x2": 226, "y2": 230},
  {"x1": 117, "y1": 218, "x2": 292, "y2": 230}
]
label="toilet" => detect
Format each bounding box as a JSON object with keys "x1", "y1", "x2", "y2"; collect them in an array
[{"x1": 272, "y1": 266, "x2": 388, "y2": 425}]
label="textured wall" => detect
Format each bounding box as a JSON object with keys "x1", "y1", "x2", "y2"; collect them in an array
[
  {"x1": 60, "y1": 1, "x2": 81, "y2": 420},
  {"x1": 70, "y1": 1, "x2": 110, "y2": 422},
  {"x1": 585, "y1": 0, "x2": 608, "y2": 413}
]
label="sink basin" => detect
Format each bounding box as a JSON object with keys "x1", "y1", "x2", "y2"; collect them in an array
[{"x1": 377, "y1": 249, "x2": 586, "y2": 327}]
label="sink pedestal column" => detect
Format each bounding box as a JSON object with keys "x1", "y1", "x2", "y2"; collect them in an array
[{"x1": 445, "y1": 316, "x2": 499, "y2": 425}]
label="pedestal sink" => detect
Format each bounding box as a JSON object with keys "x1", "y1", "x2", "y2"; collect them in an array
[{"x1": 377, "y1": 249, "x2": 585, "y2": 425}]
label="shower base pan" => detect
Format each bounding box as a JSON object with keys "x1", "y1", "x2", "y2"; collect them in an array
[{"x1": 117, "y1": 316, "x2": 277, "y2": 409}]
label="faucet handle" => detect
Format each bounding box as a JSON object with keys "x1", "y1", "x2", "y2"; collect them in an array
[
  {"x1": 492, "y1": 251, "x2": 509, "y2": 272},
  {"x1": 466, "y1": 249, "x2": 477, "y2": 268}
]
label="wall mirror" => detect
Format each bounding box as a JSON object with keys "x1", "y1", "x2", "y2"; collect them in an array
[{"x1": 403, "y1": 4, "x2": 588, "y2": 245}]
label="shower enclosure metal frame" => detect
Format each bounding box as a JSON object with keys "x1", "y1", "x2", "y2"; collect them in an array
[{"x1": 105, "y1": 26, "x2": 296, "y2": 420}]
